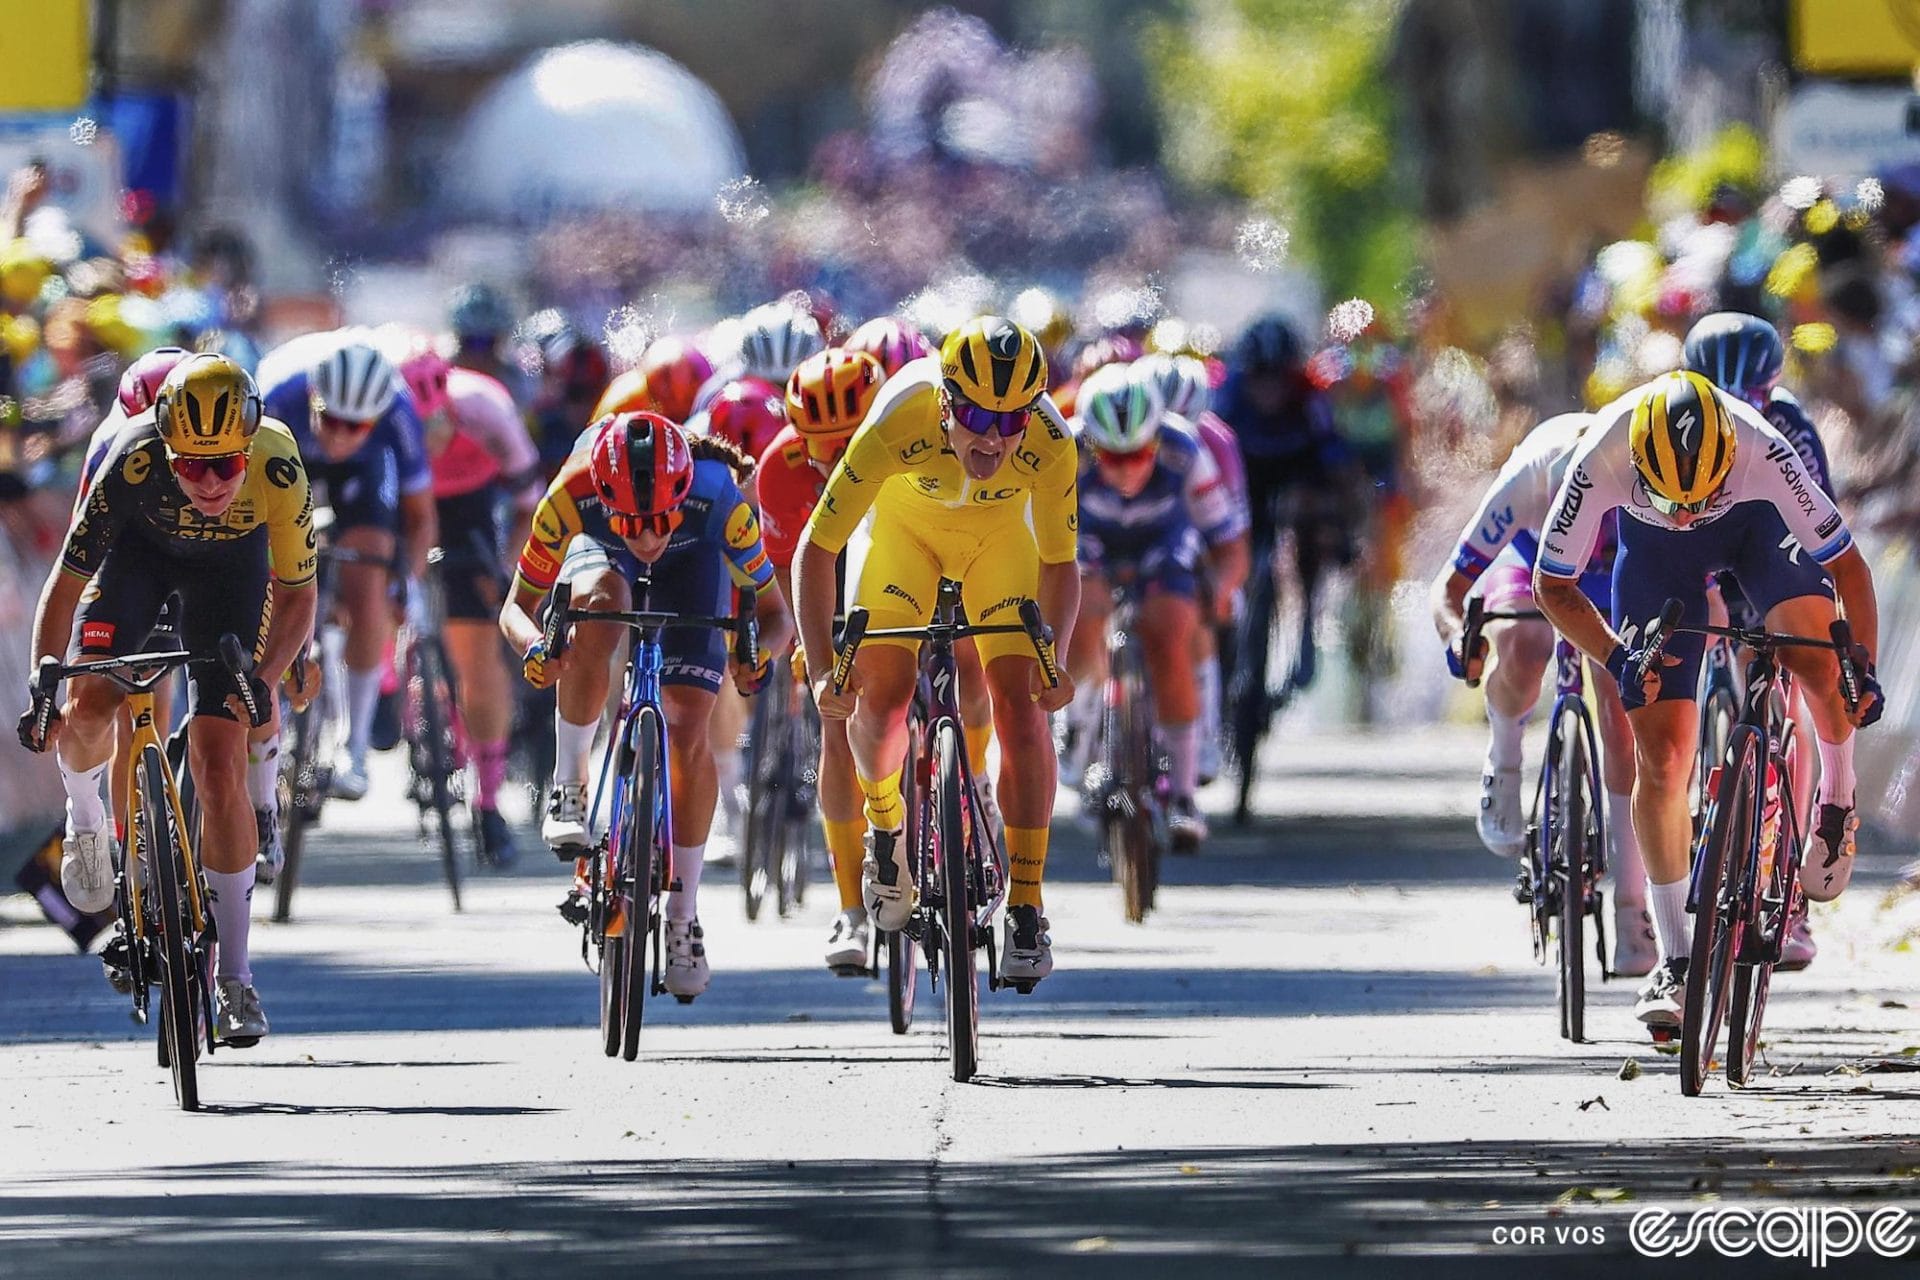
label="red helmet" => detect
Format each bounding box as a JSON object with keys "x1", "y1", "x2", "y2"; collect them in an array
[
  {"x1": 844, "y1": 316, "x2": 933, "y2": 379},
  {"x1": 706, "y1": 377, "x2": 788, "y2": 458},
  {"x1": 396, "y1": 339, "x2": 452, "y2": 420},
  {"x1": 589, "y1": 411, "x2": 694, "y2": 523},
  {"x1": 118, "y1": 346, "x2": 192, "y2": 415},
  {"x1": 640, "y1": 335, "x2": 714, "y2": 423}
]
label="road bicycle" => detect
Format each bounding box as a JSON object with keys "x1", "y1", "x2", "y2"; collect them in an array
[
  {"x1": 29, "y1": 634, "x2": 264, "y2": 1112},
  {"x1": 544, "y1": 578, "x2": 756, "y2": 1061},
  {"x1": 1083, "y1": 574, "x2": 1169, "y2": 924},
  {"x1": 831, "y1": 578, "x2": 1059, "y2": 1081},
  {"x1": 398, "y1": 548, "x2": 467, "y2": 910},
  {"x1": 1461, "y1": 599, "x2": 1612, "y2": 1043},
  {"x1": 1634, "y1": 599, "x2": 1860, "y2": 1094},
  {"x1": 739, "y1": 653, "x2": 818, "y2": 921}
]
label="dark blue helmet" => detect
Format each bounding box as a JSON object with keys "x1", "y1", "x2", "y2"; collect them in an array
[
  {"x1": 1683, "y1": 312, "x2": 1784, "y2": 405},
  {"x1": 1236, "y1": 314, "x2": 1304, "y2": 375}
]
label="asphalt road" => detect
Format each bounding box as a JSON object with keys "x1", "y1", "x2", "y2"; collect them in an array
[{"x1": 4, "y1": 724, "x2": 1920, "y2": 1277}]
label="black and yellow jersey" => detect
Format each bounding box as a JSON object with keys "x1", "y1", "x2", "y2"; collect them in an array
[
  {"x1": 801, "y1": 357, "x2": 1079, "y2": 564},
  {"x1": 62, "y1": 413, "x2": 316, "y2": 587}
]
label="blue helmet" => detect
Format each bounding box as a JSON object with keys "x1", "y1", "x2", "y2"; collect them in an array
[
  {"x1": 1683, "y1": 312, "x2": 1784, "y2": 406},
  {"x1": 1235, "y1": 314, "x2": 1304, "y2": 375}
]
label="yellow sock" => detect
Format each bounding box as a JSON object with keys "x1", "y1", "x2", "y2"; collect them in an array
[
  {"x1": 859, "y1": 767, "x2": 904, "y2": 831},
  {"x1": 824, "y1": 818, "x2": 866, "y2": 911},
  {"x1": 1006, "y1": 825, "x2": 1048, "y2": 910},
  {"x1": 964, "y1": 723, "x2": 993, "y2": 779}
]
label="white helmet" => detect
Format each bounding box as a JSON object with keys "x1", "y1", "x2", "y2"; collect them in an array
[
  {"x1": 1078, "y1": 361, "x2": 1164, "y2": 453},
  {"x1": 310, "y1": 338, "x2": 402, "y2": 424},
  {"x1": 737, "y1": 302, "x2": 824, "y2": 384},
  {"x1": 1134, "y1": 352, "x2": 1211, "y2": 418}
]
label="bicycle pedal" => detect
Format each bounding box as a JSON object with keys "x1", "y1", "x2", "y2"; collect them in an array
[
  {"x1": 829, "y1": 964, "x2": 871, "y2": 979},
  {"x1": 557, "y1": 893, "x2": 590, "y2": 927},
  {"x1": 1012, "y1": 981, "x2": 1035, "y2": 995},
  {"x1": 674, "y1": 995, "x2": 695, "y2": 1006}
]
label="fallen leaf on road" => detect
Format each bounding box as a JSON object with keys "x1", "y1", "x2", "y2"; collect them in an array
[
  {"x1": 1577, "y1": 1095, "x2": 1609, "y2": 1111},
  {"x1": 1618, "y1": 1060, "x2": 1641, "y2": 1081},
  {"x1": 1179, "y1": 1165, "x2": 1201, "y2": 1175},
  {"x1": 1071, "y1": 1237, "x2": 1112, "y2": 1253}
]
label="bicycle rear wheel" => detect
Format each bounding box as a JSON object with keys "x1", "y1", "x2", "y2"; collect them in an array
[
  {"x1": 1552, "y1": 707, "x2": 1597, "y2": 1043},
  {"x1": 1227, "y1": 559, "x2": 1275, "y2": 826},
  {"x1": 740, "y1": 688, "x2": 780, "y2": 922},
  {"x1": 1683, "y1": 725, "x2": 1761, "y2": 1097},
  {"x1": 411, "y1": 639, "x2": 464, "y2": 912},
  {"x1": 597, "y1": 852, "x2": 624, "y2": 1059},
  {"x1": 934, "y1": 722, "x2": 978, "y2": 1081},
  {"x1": 1729, "y1": 748, "x2": 1794, "y2": 1086},
  {"x1": 141, "y1": 745, "x2": 199, "y2": 1112},
  {"x1": 622, "y1": 707, "x2": 664, "y2": 1062}
]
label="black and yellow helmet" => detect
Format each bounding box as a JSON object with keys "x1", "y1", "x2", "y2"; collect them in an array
[
  {"x1": 940, "y1": 316, "x2": 1047, "y2": 413},
  {"x1": 154, "y1": 353, "x2": 261, "y2": 457},
  {"x1": 1629, "y1": 370, "x2": 1735, "y2": 512}
]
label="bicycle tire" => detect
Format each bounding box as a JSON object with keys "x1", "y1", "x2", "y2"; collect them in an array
[
  {"x1": 622, "y1": 706, "x2": 664, "y2": 1062},
  {"x1": 934, "y1": 722, "x2": 978, "y2": 1082},
  {"x1": 413, "y1": 640, "x2": 463, "y2": 912},
  {"x1": 1553, "y1": 705, "x2": 1597, "y2": 1042},
  {"x1": 273, "y1": 701, "x2": 316, "y2": 924},
  {"x1": 1729, "y1": 740, "x2": 1795, "y2": 1086},
  {"x1": 887, "y1": 929, "x2": 917, "y2": 1035},
  {"x1": 776, "y1": 668, "x2": 812, "y2": 917},
  {"x1": 1695, "y1": 680, "x2": 1739, "y2": 827},
  {"x1": 141, "y1": 744, "x2": 200, "y2": 1112},
  {"x1": 596, "y1": 846, "x2": 624, "y2": 1059},
  {"x1": 888, "y1": 703, "x2": 926, "y2": 1035},
  {"x1": 740, "y1": 689, "x2": 779, "y2": 922},
  {"x1": 1683, "y1": 724, "x2": 1761, "y2": 1097}
]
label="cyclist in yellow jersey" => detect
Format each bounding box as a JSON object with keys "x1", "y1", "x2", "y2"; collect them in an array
[{"x1": 796, "y1": 317, "x2": 1079, "y2": 985}]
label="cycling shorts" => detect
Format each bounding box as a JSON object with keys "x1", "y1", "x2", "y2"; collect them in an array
[
  {"x1": 74, "y1": 528, "x2": 271, "y2": 721},
  {"x1": 436, "y1": 485, "x2": 507, "y2": 623},
  {"x1": 559, "y1": 535, "x2": 732, "y2": 694},
  {"x1": 1611, "y1": 501, "x2": 1833, "y2": 705},
  {"x1": 1481, "y1": 546, "x2": 1612, "y2": 615},
  {"x1": 852, "y1": 502, "x2": 1042, "y2": 666},
  {"x1": 311, "y1": 446, "x2": 403, "y2": 535},
  {"x1": 1079, "y1": 526, "x2": 1202, "y2": 600}
]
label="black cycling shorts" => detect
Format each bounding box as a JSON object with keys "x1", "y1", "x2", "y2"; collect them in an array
[
  {"x1": 74, "y1": 528, "x2": 272, "y2": 721},
  {"x1": 435, "y1": 485, "x2": 508, "y2": 623}
]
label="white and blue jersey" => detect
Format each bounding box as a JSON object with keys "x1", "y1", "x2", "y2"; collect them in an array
[{"x1": 1073, "y1": 414, "x2": 1245, "y2": 595}]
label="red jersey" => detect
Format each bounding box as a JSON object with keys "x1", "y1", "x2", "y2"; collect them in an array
[{"x1": 753, "y1": 424, "x2": 829, "y2": 571}]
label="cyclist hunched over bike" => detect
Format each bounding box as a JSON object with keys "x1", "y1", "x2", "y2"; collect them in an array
[
  {"x1": 501, "y1": 412, "x2": 790, "y2": 1002},
  {"x1": 1067, "y1": 360, "x2": 1249, "y2": 850},
  {"x1": 20, "y1": 354, "x2": 318, "y2": 1045},
  {"x1": 1533, "y1": 368, "x2": 1882, "y2": 1035}
]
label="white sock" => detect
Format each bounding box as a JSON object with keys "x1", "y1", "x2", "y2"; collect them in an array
[
  {"x1": 668, "y1": 842, "x2": 705, "y2": 921},
  {"x1": 1649, "y1": 877, "x2": 1690, "y2": 962},
  {"x1": 1487, "y1": 708, "x2": 1527, "y2": 771},
  {"x1": 1816, "y1": 734, "x2": 1856, "y2": 808},
  {"x1": 554, "y1": 715, "x2": 598, "y2": 787},
  {"x1": 247, "y1": 735, "x2": 280, "y2": 810},
  {"x1": 1198, "y1": 662, "x2": 1221, "y2": 742},
  {"x1": 1163, "y1": 719, "x2": 1200, "y2": 800},
  {"x1": 345, "y1": 666, "x2": 382, "y2": 767},
  {"x1": 1606, "y1": 789, "x2": 1646, "y2": 908},
  {"x1": 58, "y1": 757, "x2": 109, "y2": 835},
  {"x1": 205, "y1": 866, "x2": 256, "y2": 984}
]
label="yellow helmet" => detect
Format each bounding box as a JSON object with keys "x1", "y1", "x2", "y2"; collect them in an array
[
  {"x1": 155, "y1": 353, "x2": 261, "y2": 457},
  {"x1": 940, "y1": 316, "x2": 1047, "y2": 413},
  {"x1": 1629, "y1": 370, "x2": 1735, "y2": 512}
]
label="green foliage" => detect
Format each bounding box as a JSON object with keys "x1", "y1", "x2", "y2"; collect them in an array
[
  {"x1": 1144, "y1": 0, "x2": 1415, "y2": 303},
  {"x1": 1646, "y1": 123, "x2": 1768, "y2": 219}
]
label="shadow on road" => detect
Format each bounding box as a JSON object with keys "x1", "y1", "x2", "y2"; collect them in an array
[{"x1": 5, "y1": 1139, "x2": 1918, "y2": 1278}]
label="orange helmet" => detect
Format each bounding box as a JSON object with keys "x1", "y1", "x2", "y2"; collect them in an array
[
  {"x1": 638, "y1": 335, "x2": 713, "y2": 423},
  {"x1": 592, "y1": 368, "x2": 655, "y2": 420},
  {"x1": 786, "y1": 349, "x2": 882, "y2": 440}
]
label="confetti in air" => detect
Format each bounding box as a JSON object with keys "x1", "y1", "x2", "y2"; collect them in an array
[
  {"x1": 1233, "y1": 217, "x2": 1290, "y2": 272},
  {"x1": 604, "y1": 301, "x2": 672, "y2": 372},
  {"x1": 1778, "y1": 176, "x2": 1822, "y2": 211},
  {"x1": 715, "y1": 177, "x2": 771, "y2": 227},
  {"x1": 1856, "y1": 177, "x2": 1885, "y2": 212},
  {"x1": 69, "y1": 116, "x2": 97, "y2": 146},
  {"x1": 1326, "y1": 298, "x2": 1375, "y2": 342}
]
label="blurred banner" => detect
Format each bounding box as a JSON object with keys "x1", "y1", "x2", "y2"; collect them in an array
[
  {"x1": 1791, "y1": 0, "x2": 1920, "y2": 76},
  {"x1": 0, "y1": 0, "x2": 90, "y2": 112}
]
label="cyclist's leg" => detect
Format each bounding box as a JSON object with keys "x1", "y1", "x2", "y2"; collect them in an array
[
  {"x1": 845, "y1": 508, "x2": 940, "y2": 834},
  {"x1": 327, "y1": 453, "x2": 400, "y2": 796},
  {"x1": 1137, "y1": 535, "x2": 1204, "y2": 813},
  {"x1": 542, "y1": 539, "x2": 635, "y2": 847},
  {"x1": 1475, "y1": 556, "x2": 1553, "y2": 856},
  {"x1": 438, "y1": 487, "x2": 517, "y2": 858},
  {"x1": 955, "y1": 638, "x2": 994, "y2": 780}
]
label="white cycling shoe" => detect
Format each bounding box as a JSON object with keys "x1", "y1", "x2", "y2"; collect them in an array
[
  {"x1": 61, "y1": 825, "x2": 118, "y2": 916},
  {"x1": 663, "y1": 918, "x2": 710, "y2": 1001},
  {"x1": 542, "y1": 782, "x2": 591, "y2": 854},
  {"x1": 861, "y1": 827, "x2": 916, "y2": 932},
  {"x1": 1778, "y1": 898, "x2": 1817, "y2": 972},
  {"x1": 1611, "y1": 904, "x2": 1657, "y2": 978},
  {"x1": 1634, "y1": 957, "x2": 1687, "y2": 1027},
  {"x1": 1000, "y1": 904, "x2": 1053, "y2": 986},
  {"x1": 1477, "y1": 762, "x2": 1526, "y2": 857},
  {"x1": 1799, "y1": 804, "x2": 1857, "y2": 902},
  {"x1": 824, "y1": 908, "x2": 870, "y2": 974},
  {"x1": 215, "y1": 979, "x2": 269, "y2": 1046},
  {"x1": 329, "y1": 756, "x2": 370, "y2": 801}
]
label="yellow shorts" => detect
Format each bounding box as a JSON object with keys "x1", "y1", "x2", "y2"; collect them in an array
[{"x1": 853, "y1": 501, "x2": 1042, "y2": 665}]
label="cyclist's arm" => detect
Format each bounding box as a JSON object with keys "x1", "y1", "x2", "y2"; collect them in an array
[
  {"x1": 1533, "y1": 442, "x2": 1619, "y2": 667},
  {"x1": 260, "y1": 581, "x2": 318, "y2": 691},
  {"x1": 257, "y1": 429, "x2": 320, "y2": 686},
  {"x1": 399, "y1": 488, "x2": 437, "y2": 583},
  {"x1": 797, "y1": 416, "x2": 903, "y2": 683},
  {"x1": 1028, "y1": 418, "x2": 1082, "y2": 658},
  {"x1": 1826, "y1": 545, "x2": 1879, "y2": 667},
  {"x1": 1533, "y1": 568, "x2": 1618, "y2": 670},
  {"x1": 499, "y1": 486, "x2": 578, "y2": 657},
  {"x1": 28, "y1": 567, "x2": 89, "y2": 675}
]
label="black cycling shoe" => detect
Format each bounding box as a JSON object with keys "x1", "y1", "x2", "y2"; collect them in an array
[{"x1": 477, "y1": 807, "x2": 520, "y2": 869}]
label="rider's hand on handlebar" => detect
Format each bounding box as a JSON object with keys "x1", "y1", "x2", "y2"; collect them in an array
[
  {"x1": 1605, "y1": 641, "x2": 1675, "y2": 711},
  {"x1": 1031, "y1": 662, "x2": 1075, "y2": 713},
  {"x1": 16, "y1": 698, "x2": 59, "y2": 753},
  {"x1": 284, "y1": 655, "x2": 323, "y2": 713},
  {"x1": 1849, "y1": 645, "x2": 1884, "y2": 729},
  {"x1": 812, "y1": 667, "x2": 859, "y2": 721},
  {"x1": 1445, "y1": 630, "x2": 1487, "y2": 684},
  {"x1": 521, "y1": 637, "x2": 572, "y2": 689},
  {"x1": 732, "y1": 652, "x2": 774, "y2": 697}
]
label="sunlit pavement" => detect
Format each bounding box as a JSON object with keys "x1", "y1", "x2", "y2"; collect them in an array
[{"x1": 4, "y1": 724, "x2": 1919, "y2": 1276}]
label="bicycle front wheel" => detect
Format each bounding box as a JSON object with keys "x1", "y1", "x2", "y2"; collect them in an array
[
  {"x1": 1552, "y1": 706, "x2": 1598, "y2": 1043},
  {"x1": 141, "y1": 744, "x2": 200, "y2": 1112},
  {"x1": 273, "y1": 701, "x2": 317, "y2": 924},
  {"x1": 1682, "y1": 724, "x2": 1762, "y2": 1097},
  {"x1": 412, "y1": 640, "x2": 464, "y2": 912},
  {"x1": 740, "y1": 689, "x2": 779, "y2": 922},
  {"x1": 934, "y1": 722, "x2": 978, "y2": 1082},
  {"x1": 622, "y1": 706, "x2": 665, "y2": 1062}
]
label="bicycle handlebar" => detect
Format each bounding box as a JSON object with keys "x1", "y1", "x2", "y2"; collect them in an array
[
  {"x1": 541, "y1": 580, "x2": 759, "y2": 672},
  {"x1": 31, "y1": 633, "x2": 268, "y2": 733},
  {"x1": 1455, "y1": 599, "x2": 1545, "y2": 690},
  {"x1": 829, "y1": 600, "x2": 1059, "y2": 696},
  {"x1": 1639, "y1": 596, "x2": 1863, "y2": 716}
]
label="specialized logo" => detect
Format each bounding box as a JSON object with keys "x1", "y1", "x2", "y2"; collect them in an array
[
  {"x1": 882, "y1": 583, "x2": 921, "y2": 612},
  {"x1": 265, "y1": 455, "x2": 300, "y2": 489},
  {"x1": 1672, "y1": 409, "x2": 1698, "y2": 449}
]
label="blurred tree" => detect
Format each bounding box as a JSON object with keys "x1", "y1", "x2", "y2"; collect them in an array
[{"x1": 1143, "y1": 0, "x2": 1416, "y2": 306}]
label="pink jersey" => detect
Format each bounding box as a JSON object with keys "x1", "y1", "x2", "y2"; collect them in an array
[
  {"x1": 1192, "y1": 410, "x2": 1248, "y2": 508},
  {"x1": 432, "y1": 368, "x2": 541, "y2": 501}
]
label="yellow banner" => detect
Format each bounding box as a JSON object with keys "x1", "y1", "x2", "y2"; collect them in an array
[
  {"x1": 0, "y1": 0, "x2": 90, "y2": 112},
  {"x1": 1793, "y1": 0, "x2": 1920, "y2": 75}
]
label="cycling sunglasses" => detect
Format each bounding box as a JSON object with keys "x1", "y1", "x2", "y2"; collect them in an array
[
  {"x1": 607, "y1": 508, "x2": 685, "y2": 539},
  {"x1": 171, "y1": 453, "x2": 248, "y2": 483},
  {"x1": 315, "y1": 410, "x2": 377, "y2": 437},
  {"x1": 943, "y1": 384, "x2": 1033, "y2": 438},
  {"x1": 1094, "y1": 444, "x2": 1156, "y2": 469},
  {"x1": 804, "y1": 435, "x2": 849, "y2": 467},
  {"x1": 1647, "y1": 491, "x2": 1714, "y2": 518}
]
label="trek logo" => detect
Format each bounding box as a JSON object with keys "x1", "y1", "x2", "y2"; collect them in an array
[
  {"x1": 898, "y1": 439, "x2": 932, "y2": 464},
  {"x1": 80, "y1": 621, "x2": 116, "y2": 649},
  {"x1": 1477, "y1": 504, "x2": 1517, "y2": 548},
  {"x1": 1766, "y1": 441, "x2": 1818, "y2": 521},
  {"x1": 882, "y1": 583, "x2": 921, "y2": 612},
  {"x1": 1547, "y1": 470, "x2": 1592, "y2": 538}
]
